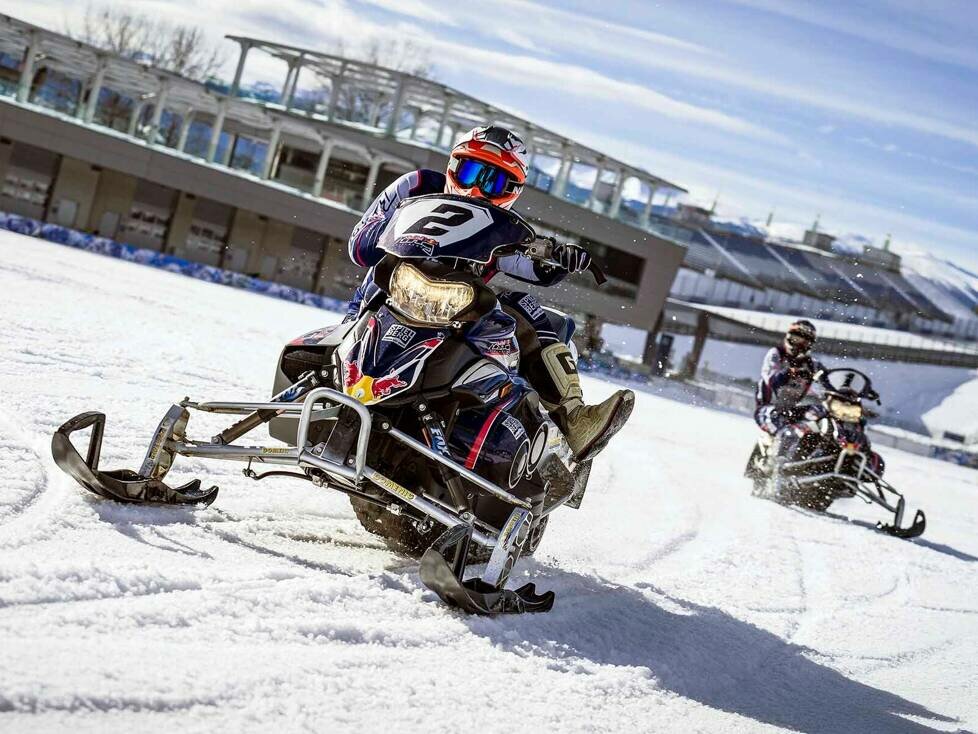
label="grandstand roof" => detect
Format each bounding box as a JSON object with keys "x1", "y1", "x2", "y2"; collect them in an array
[
  {"x1": 653, "y1": 213, "x2": 951, "y2": 321},
  {"x1": 225, "y1": 35, "x2": 686, "y2": 192}
]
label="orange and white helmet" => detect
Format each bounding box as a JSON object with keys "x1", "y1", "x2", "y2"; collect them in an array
[{"x1": 445, "y1": 125, "x2": 528, "y2": 210}]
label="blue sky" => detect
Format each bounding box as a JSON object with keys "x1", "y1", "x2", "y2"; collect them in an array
[{"x1": 10, "y1": 0, "x2": 978, "y2": 269}]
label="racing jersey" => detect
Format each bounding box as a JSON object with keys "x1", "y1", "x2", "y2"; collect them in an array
[{"x1": 345, "y1": 169, "x2": 564, "y2": 318}]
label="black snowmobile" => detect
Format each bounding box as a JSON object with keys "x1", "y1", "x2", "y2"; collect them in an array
[
  {"x1": 746, "y1": 368, "x2": 926, "y2": 539},
  {"x1": 50, "y1": 194, "x2": 623, "y2": 615}
]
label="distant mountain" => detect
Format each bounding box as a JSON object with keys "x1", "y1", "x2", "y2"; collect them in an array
[{"x1": 901, "y1": 252, "x2": 978, "y2": 322}]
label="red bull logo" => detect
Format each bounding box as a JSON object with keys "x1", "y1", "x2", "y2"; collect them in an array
[
  {"x1": 342, "y1": 358, "x2": 408, "y2": 405},
  {"x1": 373, "y1": 373, "x2": 408, "y2": 397}
]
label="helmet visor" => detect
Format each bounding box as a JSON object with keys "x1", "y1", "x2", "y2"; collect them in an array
[{"x1": 453, "y1": 158, "x2": 518, "y2": 198}]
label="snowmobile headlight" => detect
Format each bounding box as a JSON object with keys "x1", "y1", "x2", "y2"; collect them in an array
[
  {"x1": 828, "y1": 398, "x2": 862, "y2": 423},
  {"x1": 388, "y1": 262, "x2": 475, "y2": 326}
]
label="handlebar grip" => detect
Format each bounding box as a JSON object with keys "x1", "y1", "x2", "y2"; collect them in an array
[{"x1": 588, "y1": 262, "x2": 607, "y2": 285}]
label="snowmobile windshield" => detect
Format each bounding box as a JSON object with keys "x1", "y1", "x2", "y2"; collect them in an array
[
  {"x1": 377, "y1": 194, "x2": 535, "y2": 264},
  {"x1": 820, "y1": 368, "x2": 878, "y2": 402}
]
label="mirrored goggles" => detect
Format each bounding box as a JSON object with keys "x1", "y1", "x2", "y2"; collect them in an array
[{"x1": 453, "y1": 158, "x2": 519, "y2": 198}]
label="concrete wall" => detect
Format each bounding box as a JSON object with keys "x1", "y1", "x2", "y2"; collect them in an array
[
  {"x1": 0, "y1": 99, "x2": 685, "y2": 334},
  {"x1": 87, "y1": 169, "x2": 137, "y2": 238},
  {"x1": 46, "y1": 156, "x2": 100, "y2": 229},
  {"x1": 0, "y1": 137, "x2": 12, "y2": 185},
  {"x1": 228, "y1": 210, "x2": 266, "y2": 274},
  {"x1": 165, "y1": 192, "x2": 197, "y2": 256}
]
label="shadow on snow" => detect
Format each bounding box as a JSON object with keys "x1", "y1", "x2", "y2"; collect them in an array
[{"x1": 467, "y1": 564, "x2": 963, "y2": 734}]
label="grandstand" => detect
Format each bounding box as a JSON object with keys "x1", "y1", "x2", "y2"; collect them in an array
[
  {"x1": 661, "y1": 216, "x2": 953, "y2": 331},
  {"x1": 0, "y1": 12, "x2": 974, "y2": 370}
]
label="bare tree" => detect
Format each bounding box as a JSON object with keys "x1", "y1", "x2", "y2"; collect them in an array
[
  {"x1": 70, "y1": 4, "x2": 226, "y2": 81},
  {"x1": 320, "y1": 36, "x2": 437, "y2": 127},
  {"x1": 355, "y1": 37, "x2": 435, "y2": 80}
]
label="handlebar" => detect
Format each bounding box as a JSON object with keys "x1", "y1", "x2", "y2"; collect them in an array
[{"x1": 525, "y1": 238, "x2": 607, "y2": 286}]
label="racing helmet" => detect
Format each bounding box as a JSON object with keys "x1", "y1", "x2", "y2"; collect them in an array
[
  {"x1": 784, "y1": 319, "x2": 816, "y2": 358},
  {"x1": 445, "y1": 125, "x2": 528, "y2": 210}
]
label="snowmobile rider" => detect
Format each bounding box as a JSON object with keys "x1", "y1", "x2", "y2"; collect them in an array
[
  {"x1": 754, "y1": 319, "x2": 826, "y2": 435},
  {"x1": 344, "y1": 124, "x2": 634, "y2": 462}
]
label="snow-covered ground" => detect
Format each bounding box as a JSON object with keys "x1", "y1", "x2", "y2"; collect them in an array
[
  {"x1": 902, "y1": 252, "x2": 978, "y2": 325},
  {"x1": 2, "y1": 232, "x2": 977, "y2": 734},
  {"x1": 603, "y1": 323, "x2": 978, "y2": 441}
]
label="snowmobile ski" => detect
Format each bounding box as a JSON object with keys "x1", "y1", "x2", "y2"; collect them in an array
[
  {"x1": 877, "y1": 504, "x2": 926, "y2": 539},
  {"x1": 51, "y1": 412, "x2": 218, "y2": 506},
  {"x1": 419, "y1": 524, "x2": 555, "y2": 615}
]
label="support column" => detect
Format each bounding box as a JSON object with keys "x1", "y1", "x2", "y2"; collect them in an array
[
  {"x1": 409, "y1": 108, "x2": 423, "y2": 140},
  {"x1": 80, "y1": 56, "x2": 108, "y2": 123},
  {"x1": 641, "y1": 182, "x2": 657, "y2": 227},
  {"x1": 17, "y1": 31, "x2": 40, "y2": 103},
  {"x1": 681, "y1": 312, "x2": 710, "y2": 380},
  {"x1": 281, "y1": 55, "x2": 303, "y2": 110},
  {"x1": 261, "y1": 119, "x2": 283, "y2": 179},
  {"x1": 221, "y1": 135, "x2": 236, "y2": 166},
  {"x1": 362, "y1": 156, "x2": 383, "y2": 209},
  {"x1": 436, "y1": 94, "x2": 453, "y2": 148},
  {"x1": 326, "y1": 63, "x2": 346, "y2": 121},
  {"x1": 146, "y1": 80, "x2": 170, "y2": 143},
  {"x1": 312, "y1": 138, "x2": 335, "y2": 198},
  {"x1": 207, "y1": 41, "x2": 250, "y2": 162},
  {"x1": 177, "y1": 110, "x2": 196, "y2": 152},
  {"x1": 385, "y1": 75, "x2": 407, "y2": 136},
  {"x1": 551, "y1": 147, "x2": 572, "y2": 198},
  {"x1": 608, "y1": 169, "x2": 626, "y2": 218},
  {"x1": 586, "y1": 160, "x2": 605, "y2": 210},
  {"x1": 127, "y1": 98, "x2": 149, "y2": 137}
]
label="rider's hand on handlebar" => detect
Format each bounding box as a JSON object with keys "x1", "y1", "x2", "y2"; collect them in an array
[{"x1": 553, "y1": 243, "x2": 592, "y2": 274}]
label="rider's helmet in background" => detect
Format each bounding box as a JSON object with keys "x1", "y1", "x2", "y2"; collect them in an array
[
  {"x1": 784, "y1": 320, "x2": 816, "y2": 360},
  {"x1": 445, "y1": 125, "x2": 528, "y2": 210}
]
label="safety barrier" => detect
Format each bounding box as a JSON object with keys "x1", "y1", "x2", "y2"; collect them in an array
[
  {"x1": 0, "y1": 210, "x2": 348, "y2": 314},
  {"x1": 5, "y1": 209, "x2": 976, "y2": 472}
]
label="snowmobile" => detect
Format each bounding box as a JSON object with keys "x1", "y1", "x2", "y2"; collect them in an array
[
  {"x1": 746, "y1": 367, "x2": 926, "y2": 539},
  {"x1": 51, "y1": 193, "x2": 616, "y2": 615}
]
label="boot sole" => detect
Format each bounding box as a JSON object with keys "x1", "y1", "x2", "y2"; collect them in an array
[{"x1": 573, "y1": 391, "x2": 635, "y2": 463}]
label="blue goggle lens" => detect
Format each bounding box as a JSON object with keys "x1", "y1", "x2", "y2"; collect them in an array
[{"x1": 455, "y1": 158, "x2": 512, "y2": 196}]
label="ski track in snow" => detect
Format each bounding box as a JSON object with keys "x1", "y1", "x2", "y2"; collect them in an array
[{"x1": 1, "y1": 233, "x2": 977, "y2": 734}]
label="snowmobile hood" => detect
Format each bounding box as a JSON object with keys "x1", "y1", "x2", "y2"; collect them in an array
[
  {"x1": 337, "y1": 308, "x2": 446, "y2": 406},
  {"x1": 376, "y1": 194, "x2": 535, "y2": 264}
]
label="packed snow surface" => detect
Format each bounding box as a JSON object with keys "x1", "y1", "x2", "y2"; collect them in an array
[{"x1": 2, "y1": 232, "x2": 977, "y2": 734}]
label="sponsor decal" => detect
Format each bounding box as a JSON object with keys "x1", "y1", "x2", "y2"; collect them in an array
[
  {"x1": 517, "y1": 294, "x2": 545, "y2": 321},
  {"x1": 382, "y1": 323, "x2": 417, "y2": 348},
  {"x1": 395, "y1": 233, "x2": 439, "y2": 256},
  {"x1": 342, "y1": 358, "x2": 408, "y2": 404},
  {"x1": 427, "y1": 427, "x2": 449, "y2": 455},
  {"x1": 373, "y1": 474, "x2": 416, "y2": 502},
  {"x1": 484, "y1": 338, "x2": 513, "y2": 355},
  {"x1": 146, "y1": 426, "x2": 166, "y2": 464},
  {"x1": 557, "y1": 351, "x2": 578, "y2": 375},
  {"x1": 502, "y1": 415, "x2": 526, "y2": 439},
  {"x1": 260, "y1": 447, "x2": 293, "y2": 455},
  {"x1": 373, "y1": 372, "x2": 409, "y2": 398}
]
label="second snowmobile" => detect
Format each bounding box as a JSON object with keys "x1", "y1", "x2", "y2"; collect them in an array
[
  {"x1": 746, "y1": 367, "x2": 926, "y2": 538},
  {"x1": 50, "y1": 194, "x2": 624, "y2": 614}
]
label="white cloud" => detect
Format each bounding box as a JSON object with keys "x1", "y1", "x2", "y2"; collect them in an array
[
  {"x1": 425, "y1": 41, "x2": 789, "y2": 143},
  {"x1": 478, "y1": 1, "x2": 978, "y2": 151},
  {"x1": 359, "y1": 0, "x2": 457, "y2": 26},
  {"x1": 567, "y1": 128, "x2": 978, "y2": 268},
  {"x1": 723, "y1": 0, "x2": 978, "y2": 71}
]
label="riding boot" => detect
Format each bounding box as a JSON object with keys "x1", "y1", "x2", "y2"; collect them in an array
[{"x1": 538, "y1": 343, "x2": 634, "y2": 462}]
